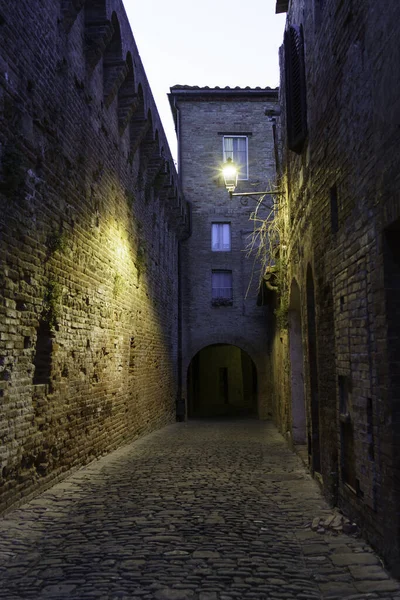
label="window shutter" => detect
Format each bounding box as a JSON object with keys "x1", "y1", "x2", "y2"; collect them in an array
[{"x1": 284, "y1": 24, "x2": 307, "y2": 153}]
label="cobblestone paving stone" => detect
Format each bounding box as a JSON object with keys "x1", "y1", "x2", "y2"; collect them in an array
[{"x1": 0, "y1": 420, "x2": 399, "y2": 600}]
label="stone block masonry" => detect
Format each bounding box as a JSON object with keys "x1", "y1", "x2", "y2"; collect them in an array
[{"x1": 0, "y1": 0, "x2": 189, "y2": 512}]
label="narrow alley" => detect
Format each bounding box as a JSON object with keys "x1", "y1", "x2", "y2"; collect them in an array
[{"x1": 0, "y1": 420, "x2": 398, "y2": 600}]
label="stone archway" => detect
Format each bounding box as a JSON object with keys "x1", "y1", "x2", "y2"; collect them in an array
[
  {"x1": 187, "y1": 344, "x2": 258, "y2": 418},
  {"x1": 289, "y1": 279, "x2": 306, "y2": 445}
]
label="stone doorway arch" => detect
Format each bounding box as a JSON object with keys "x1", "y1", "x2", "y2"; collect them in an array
[
  {"x1": 289, "y1": 279, "x2": 306, "y2": 445},
  {"x1": 307, "y1": 265, "x2": 321, "y2": 473},
  {"x1": 187, "y1": 344, "x2": 258, "y2": 418}
]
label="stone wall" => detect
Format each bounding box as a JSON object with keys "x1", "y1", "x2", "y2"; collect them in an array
[
  {"x1": 169, "y1": 88, "x2": 279, "y2": 419},
  {"x1": 0, "y1": 0, "x2": 189, "y2": 512},
  {"x1": 272, "y1": 0, "x2": 400, "y2": 572}
]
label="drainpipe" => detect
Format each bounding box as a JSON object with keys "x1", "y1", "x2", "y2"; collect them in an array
[
  {"x1": 176, "y1": 240, "x2": 184, "y2": 421},
  {"x1": 175, "y1": 100, "x2": 186, "y2": 421}
]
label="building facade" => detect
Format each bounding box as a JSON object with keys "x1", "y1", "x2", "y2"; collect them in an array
[
  {"x1": 0, "y1": 0, "x2": 189, "y2": 512},
  {"x1": 272, "y1": 0, "x2": 400, "y2": 572},
  {"x1": 169, "y1": 87, "x2": 279, "y2": 420},
  {"x1": 2, "y1": 0, "x2": 400, "y2": 575}
]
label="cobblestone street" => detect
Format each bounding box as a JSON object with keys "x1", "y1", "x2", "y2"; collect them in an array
[{"x1": 0, "y1": 419, "x2": 398, "y2": 600}]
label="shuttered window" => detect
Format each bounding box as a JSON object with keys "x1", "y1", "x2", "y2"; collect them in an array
[{"x1": 284, "y1": 24, "x2": 307, "y2": 153}]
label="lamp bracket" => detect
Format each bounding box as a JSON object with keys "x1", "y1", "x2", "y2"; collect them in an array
[{"x1": 229, "y1": 190, "x2": 284, "y2": 199}]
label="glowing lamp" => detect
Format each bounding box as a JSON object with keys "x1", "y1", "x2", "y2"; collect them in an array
[{"x1": 222, "y1": 157, "x2": 238, "y2": 194}]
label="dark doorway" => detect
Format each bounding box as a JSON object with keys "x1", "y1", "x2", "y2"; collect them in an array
[
  {"x1": 219, "y1": 367, "x2": 229, "y2": 405},
  {"x1": 384, "y1": 218, "x2": 400, "y2": 408},
  {"x1": 187, "y1": 345, "x2": 257, "y2": 418},
  {"x1": 383, "y1": 218, "x2": 400, "y2": 558},
  {"x1": 289, "y1": 279, "x2": 306, "y2": 445},
  {"x1": 307, "y1": 266, "x2": 321, "y2": 473}
]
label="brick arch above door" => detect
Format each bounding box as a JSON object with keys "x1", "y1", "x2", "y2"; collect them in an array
[{"x1": 184, "y1": 334, "x2": 260, "y2": 378}]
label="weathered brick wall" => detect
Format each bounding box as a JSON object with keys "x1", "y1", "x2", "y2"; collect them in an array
[
  {"x1": 169, "y1": 89, "x2": 279, "y2": 419},
  {"x1": 272, "y1": 0, "x2": 400, "y2": 571},
  {"x1": 0, "y1": 0, "x2": 189, "y2": 512}
]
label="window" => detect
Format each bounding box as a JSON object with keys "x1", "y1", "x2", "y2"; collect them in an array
[
  {"x1": 212, "y1": 270, "x2": 233, "y2": 305},
  {"x1": 212, "y1": 223, "x2": 231, "y2": 251},
  {"x1": 284, "y1": 25, "x2": 307, "y2": 153},
  {"x1": 223, "y1": 136, "x2": 248, "y2": 180}
]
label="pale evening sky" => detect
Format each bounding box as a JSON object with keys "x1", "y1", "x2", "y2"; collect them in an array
[{"x1": 124, "y1": 0, "x2": 287, "y2": 163}]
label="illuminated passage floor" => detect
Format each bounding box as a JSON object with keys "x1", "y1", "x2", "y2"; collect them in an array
[{"x1": 0, "y1": 419, "x2": 399, "y2": 600}]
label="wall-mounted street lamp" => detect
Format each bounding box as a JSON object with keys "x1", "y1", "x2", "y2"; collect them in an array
[
  {"x1": 221, "y1": 157, "x2": 238, "y2": 194},
  {"x1": 221, "y1": 159, "x2": 283, "y2": 199}
]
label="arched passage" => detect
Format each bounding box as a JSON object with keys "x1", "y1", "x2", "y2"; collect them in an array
[
  {"x1": 307, "y1": 265, "x2": 321, "y2": 473},
  {"x1": 289, "y1": 279, "x2": 306, "y2": 444},
  {"x1": 187, "y1": 344, "x2": 258, "y2": 418}
]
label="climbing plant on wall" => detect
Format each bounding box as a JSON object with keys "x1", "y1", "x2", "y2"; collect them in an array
[{"x1": 245, "y1": 183, "x2": 289, "y2": 330}]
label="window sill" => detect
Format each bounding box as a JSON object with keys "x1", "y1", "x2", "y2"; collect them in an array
[{"x1": 211, "y1": 299, "x2": 233, "y2": 307}]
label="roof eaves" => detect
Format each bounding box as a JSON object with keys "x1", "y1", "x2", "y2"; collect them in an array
[
  {"x1": 169, "y1": 85, "x2": 278, "y2": 93},
  {"x1": 169, "y1": 86, "x2": 279, "y2": 99}
]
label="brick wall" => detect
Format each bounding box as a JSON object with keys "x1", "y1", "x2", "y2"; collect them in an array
[
  {"x1": 169, "y1": 88, "x2": 279, "y2": 419},
  {"x1": 272, "y1": 0, "x2": 400, "y2": 572},
  {"x1": 0, "y1": 0, "x2": 189, "y2": 512}
]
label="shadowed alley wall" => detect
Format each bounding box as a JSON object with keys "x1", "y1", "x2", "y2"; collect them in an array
[
  {"x1": 271, "y1": 0, "x2": 400, "y2": 573},
  {"x1": 0, "y1": 0, "x2": 189, "y2": 512}
]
